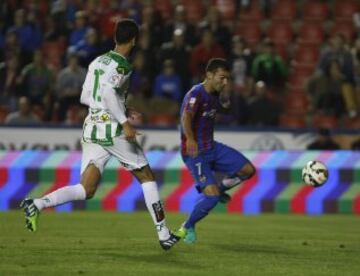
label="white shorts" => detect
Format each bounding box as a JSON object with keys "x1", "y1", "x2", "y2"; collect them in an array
[{"x1": 80, "y1": 135, "x2": 148, "y2": 175}]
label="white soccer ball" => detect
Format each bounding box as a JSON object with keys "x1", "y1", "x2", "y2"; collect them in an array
[{"x1": 302, "y1": 161, "x2": 328, "y2": 187}]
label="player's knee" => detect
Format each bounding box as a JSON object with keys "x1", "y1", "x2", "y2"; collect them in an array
[
  {"x1": 238, "y1": 163, "x2": 256, "y2": 179},
  {"x1": 247, "y1": 163, "x2": 256, "y2": 178},
  {"x1": 83, "y1": 184, "x2": 97, "y2": 199},
  {"x1": 132, "y1": 165, "x2": 155, "y2": 183}
]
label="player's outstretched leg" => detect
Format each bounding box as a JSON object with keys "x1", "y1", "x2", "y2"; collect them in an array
[
  {"x1": 219, "y1": 163, "x2": 256, "y2": 204},
  {"x1": 132, "y1": 165, "x2": 181, "y2": 250},
  {"x1": 20, "y1": 164, "x2": 99, "y2": 232},
  {"x1": 176, "y1": 185, "x2": 220, "y2": 244}
]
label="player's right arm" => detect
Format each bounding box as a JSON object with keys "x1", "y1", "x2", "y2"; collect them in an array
[
  {"x1": 101, "y1": 68, "x2": 137, "y2": 142},
  {"x1": 80, "y1": 65, "x2": 93, "y2": 106},
  {"x1": 182, "y1": 111, "x2": 198, "y2": 157},
  {"x1": 181, "y1": 92, "x2": 201, "y2": 157}
]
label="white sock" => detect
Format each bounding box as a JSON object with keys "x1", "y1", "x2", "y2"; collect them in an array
[
  {"x1": 222, "y1": 176, "x2": 242, "y2": 189},
  {"x1": 141, "y1": 181, "x2": 170, "y2": 241},
  {"x1": 33, "y1": 184, "x2": 86, "y2": 211}
]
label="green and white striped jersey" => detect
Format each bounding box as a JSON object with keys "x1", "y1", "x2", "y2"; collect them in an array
[{"x1": 80, "y1": 50, "x2": 132, "y2": 146}]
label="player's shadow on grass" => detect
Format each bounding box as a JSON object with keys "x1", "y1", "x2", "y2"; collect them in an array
[
  {"x1": 211, "y1": 242, "x2": 293, "y2": 255},
  {"x1": 100, "y1": 250, "x2": 206, "y2": 270}
]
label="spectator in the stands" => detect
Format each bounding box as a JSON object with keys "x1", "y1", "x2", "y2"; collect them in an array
[
  {"x1": 2, "y1": 31, "x2": 25, "y2": 66},
  {"x1": 158, "y1": 28, "x2": 192, "y2": 92},
  {"x1": 18, "y1": 50, "x2": 54, "y2": 107},
  {"x1": 246, "y1": 81, "x2": 281, "y2": 126},
  {"x1": 153, "y1": 59, "x2": 182, "y2": 103},
  {"x1": 43, "y1": 15, "x2": 67, "y2": 42},
  {"x1": 68, "y1": 28, "x2": 101, "y2": 67},
  {"x1": 351, "y1": 37, "x2": 360, "y2": 91},
  {"x1": 307, "y1": 128, "x2": 340, "y2": 150},
  {"x1": 229, "y1": 35, "x2": 254, "y2": 94},
  {"x1": 0, "y1": 55, "x2": 21, "y2": 111},
  {"x1": 251, "y1": 40, "x2": 288, "y2": 90},
  {"x1": 163, "y1": 4, "x2": 197, "y2": 46},
  {"x1": 130, "y1": 50, "x2": 152, "y2": 98},
  {"x1": 120, "y1": 0, "x2": 143, "y2": 23},
  {"x1": 351, "y1": 137, "x2": 360, "y2": 150},
  {"x1": 190, "y1": 28, "x2": 225, "y2": 83},
  {"x1": 7, "y1": 9, "x2": 42, "y2": 63},
  {"x1": 306, "y1": 60, "x2": 358, "y2": 118},
  {"x1": 69, "y1": 10, "x2": 90, "y2": 47},
  {"x1": 141, "y1": 6, "x2": 164, "y2": 50},
  {"x1": 55, "y1": 54, "x2": 86, "y2": 122},
  {"x1": 101, "y1": 0, "x2": 128, "y2": 40},
  {"x1": 4, "y1": 96, "x2": 40, "y2": 125},
  {"x1": 137, "y1": 27, "x2": 158, "y2": 82},
  {"x1": 318, "y1": 33, "x2": 354, "y2": 84},
  {"x1": 199, "y1": 6, "x2": 232, "y2": 56}
]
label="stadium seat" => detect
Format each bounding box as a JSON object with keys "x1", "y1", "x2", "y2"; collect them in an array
[
  {"x1": 312, "y1": 115, "x2": 338, "y2": 128},
  {"x1": 212, "y1": 0, "x2": 237, "y2": 21},
  {"x1": 288, "y1": 73, "x2": 311, "y2": 90},
  {"x1": 182, "y1": 0, "x2": 204, "y2": 24},
  {"x1": 298, "y1": 23, "x2": 324, "y2": 46},
  {"x1": 154, "y1": 0, "x2": 173, "y2": 21},
  {"x1": 302, "y1": 1, "x2": 329, "y2": 22},
  {"x1": 334, "y1": 0, "x2": 360, "y2": 22},
  {"x1": 0, "y1": 106, "x2": 9, "y2": 123},
  {"x1": 271, "y1": 0, "x2": 297, "y2": 22},
  {"x1": 293, "y1": 46, "x2": 320, "y2": 69},
  {"x1": 235, "y1": 23, "x2": 262, "y2": 48},
  {"x1": 238, "y1": 3, "x2": 263, "y2": 23},
  {"x1": 284, "y1": 92, "x2": 309, "y2": 115},
  {"x1": 274, "y1": 44, "x2": 289, "y2": 60},
  {"x1": 331, "y1": 22, "x2": 356, "y2": 43},
  {"x1": 267, "y1": 23, "x2": 293, "y2": 45},
  {"x1": 280, "y1": 114, "x2": 306, "y2": 128},
  {"x1": 148, "y1": 114, "x2": 177, "y2": 126},
  {"x1": 344, "y1": 117, "x2": 360, "y2": 128}
]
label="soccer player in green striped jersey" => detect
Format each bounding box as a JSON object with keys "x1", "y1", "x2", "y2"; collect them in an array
[{"x1": 20, "y1": 19, "x2": 180, "y2": 251}]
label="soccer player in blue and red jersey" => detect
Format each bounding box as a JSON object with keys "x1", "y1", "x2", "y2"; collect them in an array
[{"x1": 176, "y1": 58, "x2": 256, "y2": 244}]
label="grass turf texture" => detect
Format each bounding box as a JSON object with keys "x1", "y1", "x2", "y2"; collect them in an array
[{"x1": 0, "y1": 212, "x2": 359, "y2": 276}]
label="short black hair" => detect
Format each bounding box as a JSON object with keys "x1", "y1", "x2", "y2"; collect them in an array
[
  {"x1": 205, "y1": 58, "x2": 230, "y2": 73},
  {"x1": 114, "y1": 19, "x2": 139, "y2": 44}
]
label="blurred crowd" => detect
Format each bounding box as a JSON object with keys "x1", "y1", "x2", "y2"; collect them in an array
[{"x1": 0, "y1": 0, "x2": 359, "y2": 129}]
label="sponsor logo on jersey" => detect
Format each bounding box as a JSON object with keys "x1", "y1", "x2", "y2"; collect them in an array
[
  {"x1": 100, "y1": 113, "x2": 110, "y2": 122},
  {"x1": 189, "y1": 97, "x2": 196, "y2": 106}
]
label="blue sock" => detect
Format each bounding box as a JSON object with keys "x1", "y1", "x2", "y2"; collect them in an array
[{"x1": 184, "y1": 195, "x2": 220, "y2": 229}]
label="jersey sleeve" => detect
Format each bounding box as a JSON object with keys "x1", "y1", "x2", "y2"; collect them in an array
[
  {"x1": 102, "y1": 68, "x2": 129, "y2": 124},
  {"x1": 80, "y1": 69, "x2": 92, "y2": 106},
  {"x1": 184, "y1": 90, "x2": 202, "y2": 114}
]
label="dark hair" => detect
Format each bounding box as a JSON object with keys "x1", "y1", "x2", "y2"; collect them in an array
[
  {"x1": 205, "y1": 58, "x2": 230, "y2": 73},
  {"x1": 114, "y1": 19, "x2": 139, "y2": 44}
]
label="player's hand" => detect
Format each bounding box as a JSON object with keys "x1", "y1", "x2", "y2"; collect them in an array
[
  {"x1": 186, "y1": 138, "x2": 198, "y2": 157},
  {"x1": 122, "y1": 121, "x2": 137, "y2": 142},
  {"x1": 127, "y1": 108, "x2": 143, "y2": 125}
]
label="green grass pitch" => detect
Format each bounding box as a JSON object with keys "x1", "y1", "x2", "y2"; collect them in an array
[{"x1": 0, "y1": 211, "x2": 359, "y2": 275}]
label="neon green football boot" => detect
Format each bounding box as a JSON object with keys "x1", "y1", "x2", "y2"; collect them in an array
[
  {"x1": 20, "y1": 199, "x2": 40, "y2": 232},
  {"x1": 175, "y1": 224, "x2": 197, "y2": 244}
]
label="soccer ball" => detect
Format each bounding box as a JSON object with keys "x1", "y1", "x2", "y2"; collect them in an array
[{"x1": 302, "y1": 161, "x2": 328, "y2": 187}]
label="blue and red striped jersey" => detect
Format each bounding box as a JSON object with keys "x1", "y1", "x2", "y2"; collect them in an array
[{"x1": 180, "y1": 83, "x2": 218, "y2": 155}]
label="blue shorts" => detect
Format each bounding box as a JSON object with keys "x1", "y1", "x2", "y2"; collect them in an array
[{"x1": 182, "y1": 141, "x2": 250, "y2": 191}]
